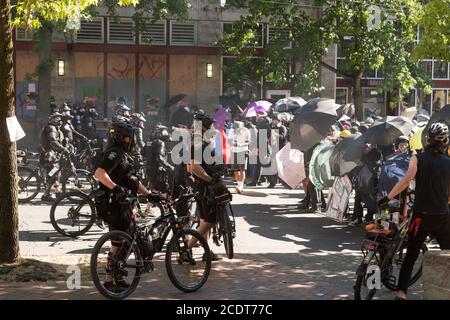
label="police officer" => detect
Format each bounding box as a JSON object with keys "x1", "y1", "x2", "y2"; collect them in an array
[
  {"x1": 145, "y1": 124, "x2": 174, "y2": 194},
  {"x1": 81, "y1": 104, "x2": 97, "y2": 140},
  {"x1": 61, "y1": 104, "x2": 89, "y2": 151},
  {"x1": 113, "y1": 104, "x2": 131, "y2": 124},
  {"x1": 94, "y1": 121, "x2": 152, "y2": 291},
  {"x1": 130, "y1": 112, "x2": 146, "y2": 157},
  {"x1": 186, "y1": 111, "x2": 230, "y2": 261},
  {"x1": 39, "y1": 112, "x2": 70, "y2": 201}
]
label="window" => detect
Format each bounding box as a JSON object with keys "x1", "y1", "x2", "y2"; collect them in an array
[
  {"x1": 362, "y1": 88, "x2": 384, "y2": 104},
  {"x1": 222, "y1": 22, "x2": 263, "y2": 48},
  {"x1": 402, "y1": 89, "x2": 416, "y2": 109},
  {"x1": 76, "y1": 18, "x2": 104, "y2": 43},
  {"x1": 336, "y1": 88, "x2": 348, "y2": 105},
  {"x1": 108, "y1": 18, "x2": 134, "y2": 44},
  {"x1": 139, "y1": 21, "x2": 166, "y2": 45},
  {"x1": 15, "y1": 26, "x2": 33, "y2": 41},
  {"x1": 170, "y1": 21, "x2": 196, "y2": 46},
  {"x1": 363, "y1": 67, "x2": 383, "y2": 79},
  {"x1": 417, "y1": 88, "x2": 432, "y2": 114},
  {"x1": 432, "y1": 89, "x2": 446, "y2": 113},
  {"x1": 433, "y1": 61, "x2": 449, "y2": 79},
  {"x1": 419, "y1": 60, "x2": 433, "y2": 78},
  {"x1": 267, "y1": 26, "x2": 291, "y2": 48}
]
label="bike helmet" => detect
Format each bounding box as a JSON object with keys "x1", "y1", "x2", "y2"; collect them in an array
[
  {"x1": 116, "y1": 105, "x2": 131, "y2": 118},
  {"x1": 49, "y1": 112, "x2": 63, "y2": 126},
  {"x1": 428, "y1": 122, "x2": 449, "y2": 143},
  {"x1": 154, "y1": 124, "x2": 171, "y2": 141},
  {"x1": 130, "y1": 112, "x2": 146, "y2": 128},
  {"x1": 110, "y1": 121, "x2": 137, "y2": 152}
]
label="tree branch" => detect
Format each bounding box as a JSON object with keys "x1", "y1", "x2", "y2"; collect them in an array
[{"x1": 319, "y1": 60, "x2": 353, "y2": 79}]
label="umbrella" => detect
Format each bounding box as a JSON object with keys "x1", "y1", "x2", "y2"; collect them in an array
[
  {"x1": 242, "y1": 100, "x2": 272, "y2": 118},
  {"x1": 337, "y1": 103, "x2": 355, "y2": 118},
  {"x1": 273, "y1": 97, "x2": 307, "y2": 113},
  {"x1": 410, "y1": 126, "x2": 425, "y2": 151},
  {"x1": 290, "y1": 98, "x2": 340, "y2": 152},
  {"x1": 378, "y1": 152, "x2": 411, "y2": 197},
  {"x1": 165, "y1": 94, "x2": 187, "y2": 108},
  {"x1": 421, "y1": 104, "x2": 450, "y2": 147},
  {"x1": 309, "y1": 142, "x2": 335, "y2": 190},
  {"x1": 170, "y1": 106, "x2": 193, "y2": 128},
  {"x1": 276, "y1": 142, "x2": 305, "y2": 188},
  {"x1": 362, "y1": 116, "x2": 415, "y2": 146},
  {"x1": 329, "y1": 133, "x2": 366, "y2": 176},
  {"x1": 401, "y1": 107, "x2": 417, "y2": 120}
]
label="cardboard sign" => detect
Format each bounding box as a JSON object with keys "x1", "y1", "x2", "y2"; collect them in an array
[
  {"x1": 6, "y1": 116, "x2": 26, "y2": 142},
  {"x1": 324, "y1": 175, "x2": 352, "y2": 222}
]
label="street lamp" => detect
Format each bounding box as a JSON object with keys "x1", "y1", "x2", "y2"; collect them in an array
[
  {"x1": 206, "y1": 63, "x2": 213, "y2": 78},
  {"x1": 58, "y1": 59, "x2": 65, "y2": 76}
]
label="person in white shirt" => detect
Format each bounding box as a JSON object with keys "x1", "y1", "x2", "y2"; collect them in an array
[{"x1": 230, "y1": 120, "x2": 251, "y2": 193}]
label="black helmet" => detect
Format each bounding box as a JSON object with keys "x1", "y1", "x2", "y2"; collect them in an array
[
  {"x1": 193, "y1": 110, "x2": 215, "y2": 129},
  {"x1": 154, "y1": 124, "x2": 171, "y2": 141},
  {"x1": 49, "y1": 112, "x2": 63, "y2": 126},
  {"x1": 110, "y1": 122, "x2": 137, "y2": 152},
  {"x1": 428, "y1": 122, "x2": 449, "y2": 143}
]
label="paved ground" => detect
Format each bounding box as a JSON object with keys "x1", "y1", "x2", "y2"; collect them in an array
[{"x1": 0, "y1": 183, "x2": 428, "y2": 300}]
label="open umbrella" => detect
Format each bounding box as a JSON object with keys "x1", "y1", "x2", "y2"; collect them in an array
[
  {"x1": 165, "y1": 94, "x2": 187, "y2": 108},
  {"x1": 273, "y1": 97, "x2": 307, "y2": 113},
  {"x1": 242, "y1": 100, "x2": 272, "y2": 118},
  {"x1": 290, "y1": 98, "x2": 340, "y2": 152},
  {"x1": 309, "y1": 142, "x2": 335, "y2": 190},
  {"x1": 421, "y1": 104, "x2": 450, "y2": 147},
  {"x1": 362, "y1": 116, "x2": 415, "y2": 146},
  {"x1": 276, "y1": 142, "x2": 305, "y2": 188},
  {"x1": 170, "y1": 106, "x2": 193, "y2": 128},
  {"x1": 329, "y1": 133, "x2": 366, "y2": 176},
  {"x1": 337, "y1": 103, "x2": 355, "y2": 118}
]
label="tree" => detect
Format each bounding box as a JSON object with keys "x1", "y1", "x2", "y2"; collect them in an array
[
  {"x1": 218, "y1": 0, "x2": 430, "y2": 120},
  {"x1": 0, "y1": 0, "x2": 188, "y2": 264},
  {"x1": 413, "y1": 0, "x2": 450, "y2": 62}
]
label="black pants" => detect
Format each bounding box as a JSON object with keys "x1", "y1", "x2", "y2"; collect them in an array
[
  {"x1": 397, "y1": 213, "x2": 450, "y2": 293},
  {"x1": 303, "y1": 178, "x2": 326, "y2": 208}
]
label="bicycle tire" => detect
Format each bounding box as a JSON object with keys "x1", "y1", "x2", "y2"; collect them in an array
[
  {"x1": 221, "y1": 206, "x2": 234, "y2": 260},
  {"x1": 50, "y1": 191, "x2": 96, "y2": 237},
  {"x1": 354, "y1": 253, "x2": 379, "y2": 300},
  {"x1": 90, "y1": 230, "x2": 142, "y2": 300},
  {"x1": 18, "y1": 166, "x2": 41, "y2": 203},
  {"x1": 61, "y1": 169, "x2": 97, "y2": 198},
  {"x1": 165, "y1": 228, "x2": 211, "y2": 293}
]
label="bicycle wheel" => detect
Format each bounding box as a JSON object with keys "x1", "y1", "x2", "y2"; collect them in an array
[
  {"x1": 18, "y1": 166, "x2": 41, "y2": 203},
  {"x1": 384, "y1": 241, "x2": 428, "y2": 291},
  {"x1": 50, "y1": 191, "x2": 96, "y2": 237},
  {"x1": 354, "y1": 251, "x2": 380, "y2": 300},
  {"x1": 91, "y1": 230, "x2": 142, "y2": 300},
  {"x1": 165, "y1": 228, "x2": 211, "y2": 293},
  {"x1": 220, "y1": 206, "x2": 234, "y2": 260},
  {"x1": 61, "y1": 169, "x2": 97, "y2": 198}
]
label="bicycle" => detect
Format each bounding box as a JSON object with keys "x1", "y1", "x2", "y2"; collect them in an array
[
  {"x1": 354, "y1": 194, "x2": 427, "y2": 300},
  {"x1": 18, "y1": 153, "x2": 97, "y2": 203},
  {"x1": 90, "y1": 193, "x2": 212, "y2": 299},
  {"x1": 50, "y1": 190, "x2": 157, "y2": 237}
]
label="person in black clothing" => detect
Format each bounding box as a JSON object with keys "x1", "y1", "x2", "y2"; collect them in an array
[
  {"x1": 379, "y1": 122, "x2": 450, "y2": 300},
  {"x1": 130, "y1": 112, "x2": 146, "y2": 172},
  {"x1": 94, "y1": 121, "x2": 152, "y2": 291},
  {"x1": 145, "y1": 124, "x2": 174, "y2": 194},
  {"x1": 186, "y1": 111, "x2": 230, "y2": 261},
  {"x1": 39, "y1": 112, "x2": 71, "y2": 201},
  {"x1": 267, "y1": 113, "x2": 288, "y2": 188},
  {"x1": 81, "y1": 105, "x2": 98, "y2": 140},
  {"x1": 298, "y1": 143, "x2": 327, "y2": 212},
  {"x1": 60, "y1": 104, "x2": 89, "y2": 151}
]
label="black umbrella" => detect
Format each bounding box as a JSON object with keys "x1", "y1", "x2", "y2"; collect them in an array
[
  {"x1": 362, "y1": 116, "x2": 415, "y2": 146},
  {"x1": 170, "y1": 106, "x2": 193, "y2": 128},
  {"x1": 421, "y1": 104, "x2": 450, "y2": 147},
  {"x1": 289, "y1": 98, "x2": 340, "y2": 152},
  {"x1": 329, "y1": 133, "x2": 366, "y2": 176},
  {"x1": 273, "y1": 97, "x2": 307, "y2": 113},
  {"x1": 165, "y1": 94, "x2": 187, "y2": 108}
]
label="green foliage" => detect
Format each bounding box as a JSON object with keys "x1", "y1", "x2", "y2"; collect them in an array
[
  {"x1": 218, "y1": 0, "x2": 431, "y2": 103},
  {"x1": 413, "y1": 0, "x2": 450, "y2": 61}
]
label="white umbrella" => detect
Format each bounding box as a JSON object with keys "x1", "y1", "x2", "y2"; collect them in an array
[{"x1": 276, "y1": 142, "x2": 305, "y2": 189}]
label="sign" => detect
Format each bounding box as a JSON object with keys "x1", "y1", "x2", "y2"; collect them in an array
[
  {"x1": 6, "y1": 116, "x2": 26, "y2": 142},
  {"x1": 324, "y1": 175, "x2": 352, "y2": 222}
]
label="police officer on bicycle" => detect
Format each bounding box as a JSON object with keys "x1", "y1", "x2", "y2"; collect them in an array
[
  {"x1": 61, "y1": 103, "x2": 89, "y2": 151},
  {"x1": 39, "y1": 112, "x2": 71, "y2": 201},
  {"x1": 94, "y1": 121, "x2": 153, "y2": 291},
  {"x1": 186, "y1": 111, "x2": 231, "y2": 261}
]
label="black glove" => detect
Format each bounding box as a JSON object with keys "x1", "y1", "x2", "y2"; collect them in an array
[
  {"x1": 377, "y1": 196, "x2": 390, "y2": 209},
  {"x1": 146, "y1": 192, "x2": 162, "y2": 203},
  {"x1": 113, "y1": 185, "x2": 128, "y2": 202}
]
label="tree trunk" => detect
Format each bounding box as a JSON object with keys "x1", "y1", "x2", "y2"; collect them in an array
[
  {"x1": 0, "y1": 0, "x2": 21, "y2": 264},
  {"x1": 353, "y1": 70, "x2": 364, "y2": 121},
  {"x1": 36, "y1": 24, "x2": 53, "y2": 135}
]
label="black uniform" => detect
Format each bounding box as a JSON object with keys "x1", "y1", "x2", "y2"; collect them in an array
[
  {"x1": 61, "y1": 120, "x2": 88, "y2": 150},
  {"x1": 95, "y1": 145, "x2": 140, "y2": 231},
  {"x1": 81, "y1": 113, "x2": 96, "y2": 139},
  {"x1": 39, "y1": 123, "x2": 68, "y2": 185},
  {"x1": 145, "y1": 139, "x2": 174, "y2": 193}
]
